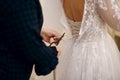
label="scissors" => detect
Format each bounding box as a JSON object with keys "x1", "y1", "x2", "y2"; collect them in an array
[{"x1": 49, "y1": 33, "x2": 65, "y2": 47}]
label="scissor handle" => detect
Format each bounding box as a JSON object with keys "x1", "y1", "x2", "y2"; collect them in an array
[{"x1": 49, "y1": 33, "x2": 65, "y2": 47}]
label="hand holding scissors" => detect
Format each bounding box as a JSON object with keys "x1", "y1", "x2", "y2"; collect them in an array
[{"x1": 49, "y1": 33, "x2": 65, "y2": 47}]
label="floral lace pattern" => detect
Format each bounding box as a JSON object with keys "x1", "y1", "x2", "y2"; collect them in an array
[
  {"x1": 95, "y1": 0, "x2": 120, "y2": 31},
  {"x1": 78, "y1": 0, "x2": 105, "y2": 42},
  {"x1": 96, "y1": 0, "x2": 108, "y2": 10},
  {"x1": 77, "y1": 0, "x2": 120, "y2": 42}
]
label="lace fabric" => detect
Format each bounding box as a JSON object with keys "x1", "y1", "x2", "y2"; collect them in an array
[
  {"x1": 75, "y1": 0, "x2": 120, "y2": 42},
  {"x1": 95, "y1": 0, "x2": 120, "y2": 31},
  {"x1": 56, "y1": 0, "x2": 120, "y2": 80}
]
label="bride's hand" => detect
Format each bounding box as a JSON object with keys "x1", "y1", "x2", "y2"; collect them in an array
[{"x1": 40, "y1": 28, "x2": 61, "y2": 43}]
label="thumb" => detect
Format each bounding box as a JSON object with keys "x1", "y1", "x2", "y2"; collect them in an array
[{"x1": 50, "y1": 38, "x2": 55, "y2": 43}]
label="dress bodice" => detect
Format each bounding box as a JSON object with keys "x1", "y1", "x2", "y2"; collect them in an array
[{"x1": 67, "y1": 19, "x2": 81, "y2": 38}]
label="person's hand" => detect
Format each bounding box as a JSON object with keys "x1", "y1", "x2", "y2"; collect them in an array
[{"x1": 40, "y1": 28, "x2": 61, "y2": 43}]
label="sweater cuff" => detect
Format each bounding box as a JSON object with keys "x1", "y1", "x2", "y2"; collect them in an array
[
  {"x1": 35, "y1": 57, "x2": 58, "y2": 75},
  {"x1": 35, "y1": 46, "x2": 58, "y2": 75}
]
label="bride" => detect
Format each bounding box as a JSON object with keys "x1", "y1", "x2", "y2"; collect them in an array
[{"x1": 40, "y1": 0, "x2": 120, "y2": 80}]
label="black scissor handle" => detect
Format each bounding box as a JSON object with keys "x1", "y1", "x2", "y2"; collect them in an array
[{"x1": 49, "y1": 33, "x2": 65, "y2": 47}]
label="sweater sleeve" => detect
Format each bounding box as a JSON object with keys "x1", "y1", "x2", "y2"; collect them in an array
[{"x1": 0, "y1": 0, "x2": 58, "y2": 75}]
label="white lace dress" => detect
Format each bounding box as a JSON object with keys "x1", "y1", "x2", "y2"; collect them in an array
[{"x1": 56, "y1": 0, "x2": 120, "y2": 80}]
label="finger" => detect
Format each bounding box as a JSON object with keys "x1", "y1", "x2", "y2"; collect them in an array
[
  {"x1": 53, "y1": 37, "x2": 60, "y2": 41},
  {"x1": 52, "y1": 31, "x2": 61, "y2": 38},
  {"x1": 50, "y1": 38, "x2": 55, "y2": 43}
]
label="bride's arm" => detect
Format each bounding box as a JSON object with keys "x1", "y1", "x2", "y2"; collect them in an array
[{"x1": 96, "y1": 0, "x2": 120, "y2": 31}]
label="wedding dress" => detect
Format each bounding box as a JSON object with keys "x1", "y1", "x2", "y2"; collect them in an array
[
  {"x1": 55, "y1": 0, "x2": 120, "y2": 80},
  {"x1": 39, "y1": 0, "x2": 120, "y2": 80}
]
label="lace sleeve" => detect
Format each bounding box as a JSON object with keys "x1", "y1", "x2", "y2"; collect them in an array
[{"x1": 96, "y1": 0, "x2": 120, "y2": 31}]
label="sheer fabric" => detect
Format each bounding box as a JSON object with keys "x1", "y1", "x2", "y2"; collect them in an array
[{"x1": 56, "y1": 0, "x2": 120, "y2": 80}]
